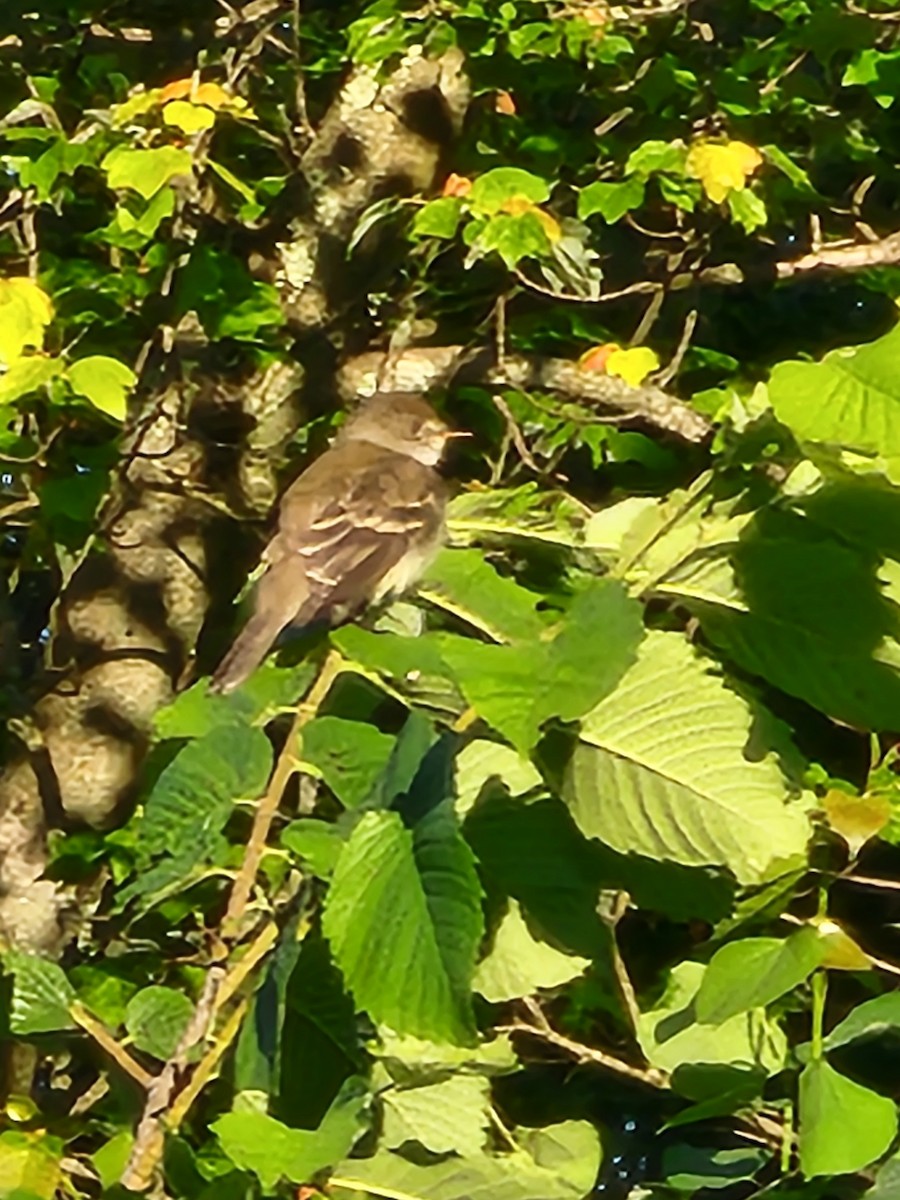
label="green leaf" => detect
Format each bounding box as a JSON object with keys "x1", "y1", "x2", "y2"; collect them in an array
[
  {"x1": 625, "y1": 140, "x2": 687, "y2": 176},
  {"x1": 799, "y1": 1060, "x2": 897, "y2": 1177},
  {"x1": 577, "y1": 177, "x2": 645, "y2": 223},
  {"x1": 301, "y1": 717, "x2": 395, "y2": 809},
  {"x1": 420, "y1": 549, "x2": 545, "y2": 642},
  {"x1": 0, "y1": 356, "x2": 61, "y2": 404},
  {"x1": 690, "y1": 509, "x2": 900, "y2": 731},
  {"x1": 727, "y1": 188, "x2": 767, "y2": 232},
  {"x1": 281, "y1": 818, "x2": 344, "y2": 878},
  {"x1": 213, "y1": 1078, "x2": 368, "y2": 1190},
  {"x1": 474, "y1": 901, "x2": 589, "y2": 1002},
  {"x1": 769, "y1": 324, "x2": 900, "y2": 456},
  {"x1": 90, "y1": 1131, "x2": 134, "y2": 1192},
  {"x1": 824, "y1": 993, "x2": 900, "y2": 1051},
  {"x1": 101, "y1": 145, "x2": 193, "y2": 198},
  {"x1": 322, "y1": 804, "x2": 483, "y2": 1045},
  {"x1": 636, "y1": 962, "x2": 787, "y2": 1074},
  {"x1": 695, "y1": 929, "x2": 824, "y2": 1024},
  {"x1": 0, "y1": 1131, "x2": 62, "y2": 1200},
  {"x1": 333, "y1": 1122, "x2": 602, "y2": 1200},
  {"x1": 4, "y1": 952, "x2": 76, "y2": 1035},
  {"x1": 66, "y1": 355, "x2": 136, "y2": 420},
  {"x1": 661, "y1": 1145, "x2": 768, "y2": 1192},
  {"x1": 125, "y1": 986, "x2": 194, "y2": 1059},
  {"x1": 472, "y1": 211, "x2": 553, "y2": 268},
  {"x1": 440, "y1": 580, "x2": 643, "y2": 751},
  {"x1": 382, "y1": 1074, "x2": 491, "y2": 1155},
  {"x1": 141, "y1": 723, "x2": 273, "y2": 859},
  {"x1": 412, "y1": 197, "x2": 463, "y2": 239},
  {"x1": 565, "y1": 631, "x2": 810, "y2": 884},
  {"x1": 469, "y1": 168, "x2": 550, "y2": 214}
]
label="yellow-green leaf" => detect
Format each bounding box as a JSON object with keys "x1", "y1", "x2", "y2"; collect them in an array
[
  {"x1": 823, "y1": 788, "x2": 890, "y2": 857},
  {"x1": 162, "y1": 99, "x2": 216, "y2": 133},
  {"x1": 0, "y1": 355, "x2": 62, "y2": 403},
  {"x1": 0, "y1": 277, "x2": 53, "y2": 367},
  {"x1": 67, "y1": 355, "x2": 137, "y2": 420},
  {"x1": 101, "y1": 145, "x2": 193, "y2": 199}
]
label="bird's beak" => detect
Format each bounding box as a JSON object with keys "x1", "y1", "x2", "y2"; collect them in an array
[{"x1": 443, "y1": 430, "x2": 473, "y2": 440}]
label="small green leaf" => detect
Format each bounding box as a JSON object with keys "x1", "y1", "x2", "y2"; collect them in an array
[
  {"x1": 469, "y1": 167, "x2": 550, "y2": 214},
  {"x1": 474, "y1": 901, "x2": 589, "y2": 1002},
  {"x1": 578, "y1": 177, "x2": 645, "y2": 223},
  {"x1": 695, "y1": 929, "x2": 824, "y2": 1024},
  {"x1": 102, "y1": 145, "x2": 193, "y2": 198},
  {"x1": 382, "y1": 1074, "x2": 490, "y2": 1155},
  {"x1": 213, "y1": 1077, "x2": 368, "y2": 1189},
  {"x1": 66, "y1": 356, "x2": 136, "y2": 420},
  {"x1": 727, "y1": 188, "x2": 767, "y2": 232},
  {"x1": 281, "y1": 818, "x2": 344, "y2": 878},
  {"x1": 301, "y1": 716, "x2": 395, "y2": 809},
  {"x1": 799, "y1": 1060, "x2": 897, "y2": 1177},
  {"x1": 4, "y1": 952, "x2": 76, "y2": 1035},
  {"x1": 824, "y1": 993, "x2": 900, "y2": 1051},
  {"x1": 412, "y1": 197, "x2": 463, "y2": 239},
  {"x1": 125, "y1": 986, "x2": 194, "y2": 1059}
]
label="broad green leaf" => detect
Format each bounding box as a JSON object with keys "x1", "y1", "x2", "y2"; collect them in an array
[
  {"x1": 441, "y1": 580, "x2": 642, "y2": 751},
  {"x1": 695, "y1": 929, "x2": 824, "y2": 1024},
  {"x1": 420, "y1": 549, "x2": 544, "y2": 642},
  {"x1": 469, "y1": 168, "x2": 551, "y2": 214},
  {"x1": 689, "y1": 509, "x2": 900, "y2": 731},
  {"x1": 0, "y1": 277, "x2": 53, "y2": 366},
  {"x1": 0, "y1": 356, "x2": 61, "y2": 404},
  {"x1": 102, "y1": 145, "x2": 193, "y2": 198},
  {"x1": 464, "y1": 796, "x2": 612, "y2": 958},
  {"x1": 125, "y1": 986, "x2": 193, "y2": 1059},
  {"x1": 636, "y1": 962, "x2": 787, "y2": 1074},
  {"x1": 4, "y1": 952, "x2": 76, "y2": 1035},
  {"x1": 870, "y1": 1151, "x2": 900, "y2": 1200},
  {"x1": 577, "y1": 177, "x2": 645, "y2": 223},
  {"x1": 213, "y1": 1078, "x2": 368, "y2": 1190},
  {"x1": 824, "y1": 993, "x2": 900, "y2": 1051},
  {"x1": 565, "y1": 631, "x2": 810, "y2": 883},
  {"x1": 373, "y1": 1028, "x2": 516, "y2": 1084},
  {"x1": 471, "y1": 211, "x2": 553, "y2": 268},
  {"x1": 518, "y1": 1122, "x2": 601, "y2": 1195},
  {"x1": 412, "y1": 197, "x2": 463, "y2": 239},
  {"x1": 474, "y1": 901, "x2": 589, "y2": 1001},
  {"x1": 625, "y1": 140, "x2": 686, "y2": 175},
  {"x1": 322, "y1": 805, "x2": 483, "y2": 1045},
  {"x1": 769, "y1": 324, "x2": 900, "y2": 456},
  {"x1": 0, "y1": 1131, "x2": 63, "y2": 1200},
  {"x1": 90, "y1": 1131, "x2": 134, "y2": 1191},
  {"x1": 301, "y1": 716, "x2": 395, "y2": 808},
  {"x1": 382, "y1": 1074, "x2": 490, "y2": 1155},
  {"x1": 140, "y1": 723, "x2": 273, "y2": 859},
  {"x1": 66, "y1": 355, "x2": 136, "y2": 420},
  {"x1": 336, "y1": 1118, "x2": 602, "y2": 1195},
  {"x1": 799, "y1": 1060, "x2": 897, "y2": 1177}
]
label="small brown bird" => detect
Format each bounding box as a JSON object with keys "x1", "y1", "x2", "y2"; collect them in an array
[{"x1": 210, "y1": 392, "x2": 455, "y2": 694}]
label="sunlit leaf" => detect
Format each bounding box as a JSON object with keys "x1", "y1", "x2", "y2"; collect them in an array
[
  {"x1": 162, "y1": 99, "x2": 216, "y2": 133},
  {"x1": 0, "y1": 277, "x2": 53, "y2": 366},
  {"x1": 799, "y1": 1060, "x2": 897, "y2": 1177},
  {"x1": 66, "y1": 355, "x2": 136, "y2": 419},
  {"x1": 823, "y1": 788, "x2": 890, "y2": 855},
  {"x1": 686, "y1": 140, "x2": 763, "y2": 203}
]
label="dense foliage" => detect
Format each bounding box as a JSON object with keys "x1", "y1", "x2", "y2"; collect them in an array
[{"x1": 7, "y1": 1, "x2": 900, "y2": 1198}]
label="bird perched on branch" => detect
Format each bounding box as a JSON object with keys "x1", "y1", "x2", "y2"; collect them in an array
[{"x1": 210, "y1": 392, "x2": 455, "y2": 694}]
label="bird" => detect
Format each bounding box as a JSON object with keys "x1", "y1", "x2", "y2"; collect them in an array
[{"x1": 209, "y1": 391, "x2": 455, "y2": 694}]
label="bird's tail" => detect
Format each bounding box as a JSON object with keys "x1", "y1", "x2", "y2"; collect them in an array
[{"x1": 209, "y1": 611, "x2": 286, "y2": 695}]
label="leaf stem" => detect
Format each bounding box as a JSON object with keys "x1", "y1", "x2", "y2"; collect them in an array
[{"x1": 810, "y1": 969, "x2": 827, "y2": 1061}]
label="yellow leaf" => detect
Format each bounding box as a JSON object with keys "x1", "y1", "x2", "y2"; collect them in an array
[
  {"x1": 605, "y1": 346, "x2": 660, "y2": 387},
  {"x1": 812, "y1": 918, "x2": 872, "y2": 972},
  {"x1": 162, "y1": 100, "x2": 216, "y2": 134},
  {"x1": 0, "y1": 278, "x2": 53, "y2": 368},
  {"x1": 823, "y1": 788, "x2": 890, "y2": 857},
  {"x1": 686, "y1": 140, "x2": 763, "y2": 204},
  {"x1": 194, "y1": 81, "x2": 232, "y2": 109}
]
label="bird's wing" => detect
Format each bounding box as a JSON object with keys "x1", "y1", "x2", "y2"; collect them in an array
[{"x1": 270, "y1": 443, "x2": 444, "y2": 620}]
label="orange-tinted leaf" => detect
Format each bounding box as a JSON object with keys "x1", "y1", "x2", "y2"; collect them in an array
[
  {"x1": 686, "y1": 140, "x2": 763, "y2": 204},
  {"x1": 823, "y1": 789, "x2": 890, "y2": 857},
  {"x1": 579, "y1": 343, "x2": 620, "y2": 372},
  {"x1": 159, "y1": 77, "x2": 193, "y2": 104},
  {"x1": 194, "y1": 81, "x2": 232, "y2": 109},
  {"x1": 495, "y1": 90, "x2": 517, "y2": 115},
  {"x1": 442, "y1": 173, "x2": 473, "y2": 198}
]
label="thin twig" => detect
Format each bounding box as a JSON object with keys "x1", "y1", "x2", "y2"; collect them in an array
[
  {"x1": 223, "y1": 649, "x2": 345, "y2": 934},
  {"x1": 655, "y1": 308, "x2": 697, "y2": 387},
  {"x1": 70, "y1": 1003, "x2": 154, "y2": 1089}
]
